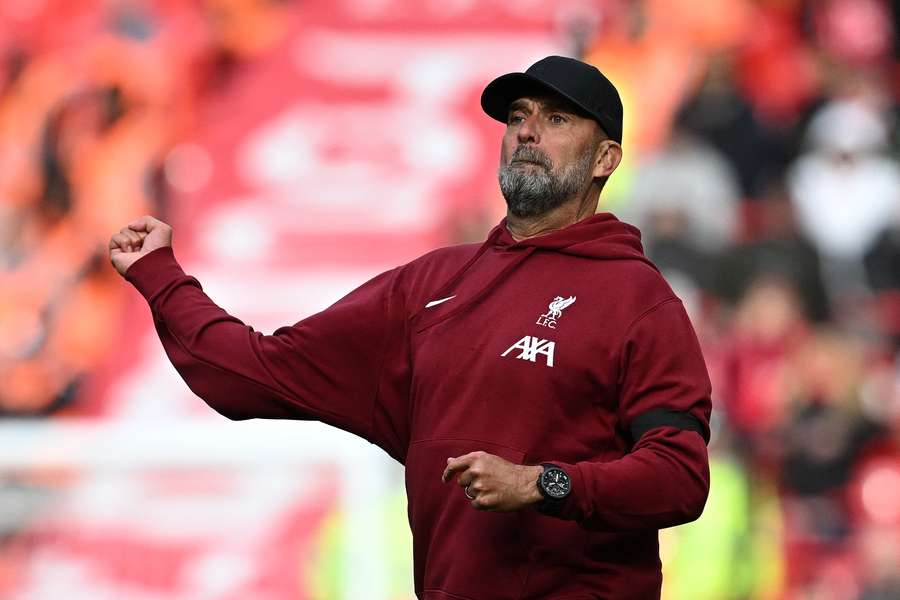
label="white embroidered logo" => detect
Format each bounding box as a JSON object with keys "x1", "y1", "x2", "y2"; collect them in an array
[
  {"x1": 501, "y1": 336, "x2": 556, "y2": 367},
  {"x1": 536, "y1": 295, "x2": 576, "y2": 329},
  {"x1": 424, "y1": 295, "x2": 456, "y2": 308}
]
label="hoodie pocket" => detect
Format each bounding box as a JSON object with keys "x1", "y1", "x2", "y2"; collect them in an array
[
  {"x1": 406, "y1": 438, "x2": 528, "y2": 600},
  {"x1": 516, "y1": 507, "x2": 590, "y2": 597},
  {"x1": 515, "y1": 451, "x2": 590, "y2": 599}
]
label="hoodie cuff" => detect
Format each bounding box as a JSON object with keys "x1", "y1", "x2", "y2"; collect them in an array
[{"x1": 124, "y1": 246, "x2": 187, "y2": 303}]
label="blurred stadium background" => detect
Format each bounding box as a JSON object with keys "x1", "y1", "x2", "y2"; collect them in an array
[{"x1": 1, "y1": 0, "x2": 899, "y2": 598}]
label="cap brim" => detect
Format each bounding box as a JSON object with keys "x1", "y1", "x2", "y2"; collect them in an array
[{"x1": 480, "y1": 72, "x2": 595, "y2": 124}]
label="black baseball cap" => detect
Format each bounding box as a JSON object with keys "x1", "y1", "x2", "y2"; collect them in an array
[{"x1": 481, "y1": 55, "x2": 623, "y2": 144}]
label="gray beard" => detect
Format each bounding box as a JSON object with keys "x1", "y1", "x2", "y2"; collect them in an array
[{"x1": 498, "y1": 146, "x2": 594, "y2": 218}]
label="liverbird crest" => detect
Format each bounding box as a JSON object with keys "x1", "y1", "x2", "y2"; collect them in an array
[{"x1": 536, "y1": 295, "x2": 577, "y2": 328}]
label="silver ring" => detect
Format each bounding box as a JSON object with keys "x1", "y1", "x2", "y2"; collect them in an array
[{"x1": 464, "y1": 485, "x2": 475, "y2": 500}]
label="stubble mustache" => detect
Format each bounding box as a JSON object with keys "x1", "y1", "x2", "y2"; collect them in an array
[{"x1": 507, "y1": 145, "x2": 553, "y2": 170}]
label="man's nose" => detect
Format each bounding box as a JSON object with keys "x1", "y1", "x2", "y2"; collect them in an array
[{"x1": 516, "y1": 115, "x2": 541, "y2": 145}]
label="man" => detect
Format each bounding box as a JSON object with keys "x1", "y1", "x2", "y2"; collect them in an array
[{"x1": 109, "y1": 56, "x2": 711, "y2": 599}]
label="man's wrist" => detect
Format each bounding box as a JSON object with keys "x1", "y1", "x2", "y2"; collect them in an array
[
  {"x1": 124, "y1": 246, "x2": 184, "y2": 301},
  {"x1": 522, "y1": 464, "x2": 545, "y2": 505}
]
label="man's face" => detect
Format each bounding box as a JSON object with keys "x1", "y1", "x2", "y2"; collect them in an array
[{"x1": 498, "y1": 95, "x2": 605, "y2": 218}]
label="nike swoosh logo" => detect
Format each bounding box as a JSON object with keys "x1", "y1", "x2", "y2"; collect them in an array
[{"x1": 425, "y1": 295, "x2": 457, "y2": 308}]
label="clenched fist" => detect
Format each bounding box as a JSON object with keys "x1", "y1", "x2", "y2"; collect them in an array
[{"x1": 109, "y1": 215, "x2": 173, "y2": 276}]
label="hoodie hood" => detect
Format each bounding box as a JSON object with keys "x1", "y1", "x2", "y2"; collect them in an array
[{"x1": 491, "y1": 212, "x2": 656, "y2": 267}]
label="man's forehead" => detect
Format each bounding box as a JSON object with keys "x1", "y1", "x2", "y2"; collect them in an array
[{"x1": 507, "y1": 94, "x2": 586, "y2": 115}]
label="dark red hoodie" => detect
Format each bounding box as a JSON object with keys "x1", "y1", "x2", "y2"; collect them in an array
[{"x1": 125, "y1": 213, "x2": 712, "y2": 599}]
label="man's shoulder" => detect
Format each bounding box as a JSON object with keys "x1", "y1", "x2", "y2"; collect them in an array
[
  {"x1": 582, "y1": 257, "x2": 681, "y2": 321},
  {"x1": 387, "y1": 242, "x2": 483, "y2": 305},
  {"x1": 401, "y1": 242, "x2": 483, "y2": 275}
]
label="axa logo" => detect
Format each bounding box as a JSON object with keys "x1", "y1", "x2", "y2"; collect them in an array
[
  {"x1": 501, "y1": 336, "x2": 556, "y2": 367},
  {"x1": 536, "y1": 295, "x2": 576, "y2": 329}
]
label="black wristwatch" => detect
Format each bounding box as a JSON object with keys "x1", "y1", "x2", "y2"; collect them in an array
[{"x1": 536, "y1": 463, "x2": 571, "y2": 514}]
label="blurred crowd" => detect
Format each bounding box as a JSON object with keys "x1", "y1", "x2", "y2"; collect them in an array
[
  {"x1": 0, "y1": 0, "x2": 293, "y2": 416},
  {"x1": 1, "y1": 0, "x2": 899, "y2": 598}
]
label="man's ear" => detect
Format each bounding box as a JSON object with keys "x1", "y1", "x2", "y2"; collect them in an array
[{"x1": 593, "y1": 141, "x2": 623, "y2": 179}]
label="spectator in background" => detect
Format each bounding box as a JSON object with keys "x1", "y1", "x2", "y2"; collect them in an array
[
  {"x1": 857, "y1": 523, "x2": 900, "y2": 599},
  {"x1": 676, "y1": 52, "x2": 792, "y2": 200},
  {"x1": 732, "y1": 1, "x2": 820, "y2": 129},
  {"x1": 812, "y1": 0, "x2": 896, "y2": 69},
  {"x1": 582, "y1": 0, "x2": 752, "y2": 155},
  {"x1": 850, "y1": 414, "x2": 900, "y2": 599},
  {"x1": 714, "y1": 177, "x2": 831, "y2": 322},
  {"x1": 720, "y1": 275, "x2": 811, "y2": 460},
  {"x1": 780, "y1": 331, "x2": 882, "y2": 506},
  {"x1": 787, "y1": 98, "x2": 900, "y2": 298},
  {"x1": 864, "y1": 217, "x2": 900, "y2": 348},
  {"x1": 617, "y1": 127, "x2": 739, "y2": 293},
  {"x1": 864, "y1": 219, "x2": 900, "y2": 294},
  {"x1": 778, "y1": 329, "x2": 887, "y2": 591}
]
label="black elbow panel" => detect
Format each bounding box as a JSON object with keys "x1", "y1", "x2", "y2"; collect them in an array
[{"x1": 630, "y1": 409, "x2": 710, "y2": 445}]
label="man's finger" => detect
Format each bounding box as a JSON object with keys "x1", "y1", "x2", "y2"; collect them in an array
[
  {"x1": 123, "y1": 229, "x2": 143, "y2": 250},
  {"x1": 441, "y1": 453, "x2": 477, "y2": 483},
  {"x1": 122, "y1": 230, "x2": 141, "y2": 252},
  {"x1": 470, "y1": 494, "x2": 487, "y2": 510},
  {"x1": 127, "y1": 215, "x2": 162, "y2": 233},
  {"x1": 456, "y1": 471, "x2": 475, "y2": 488},
  {"x1": 441, "y1": 461, "x2": 467, "y2": 483},
  {"x1": 471, "y1": 493, "x2": 497, "y2": 511},
  {"x1": 110, "y1": 233, "x2": 133, "y2": 252}
]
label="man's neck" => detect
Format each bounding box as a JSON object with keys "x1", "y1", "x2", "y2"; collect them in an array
[{"x1": 506, "y1": 187, "x2": 601, "y2": 242}]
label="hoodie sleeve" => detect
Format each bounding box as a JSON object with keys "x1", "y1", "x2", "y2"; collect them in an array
[
  {"x1": 547, "y1": 298, "x2": 712, "y2": 531},
  {"x1": 124, "y1": 246, "x2": 412, "y2": 463}
]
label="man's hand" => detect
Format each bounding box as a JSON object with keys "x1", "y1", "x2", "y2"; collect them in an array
[
  {"x1": 109, "y1": 215, "x2": 173, "y2": 276},
  {"x1": 442, "y1": 451, "x2": 544, "y2": 511}
]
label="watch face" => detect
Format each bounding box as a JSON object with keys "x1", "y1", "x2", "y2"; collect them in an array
[{"x1": 541, "y1": 467, "x2": 571, "y2": 499}]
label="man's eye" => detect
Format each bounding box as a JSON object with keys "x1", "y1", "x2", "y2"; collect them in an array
[
  {"x1": 550, "y1": 114, "x2": 567, "y2": 124},
  {"x1": 508, "y1": 115, "x2": 525, "y2": 124}
]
